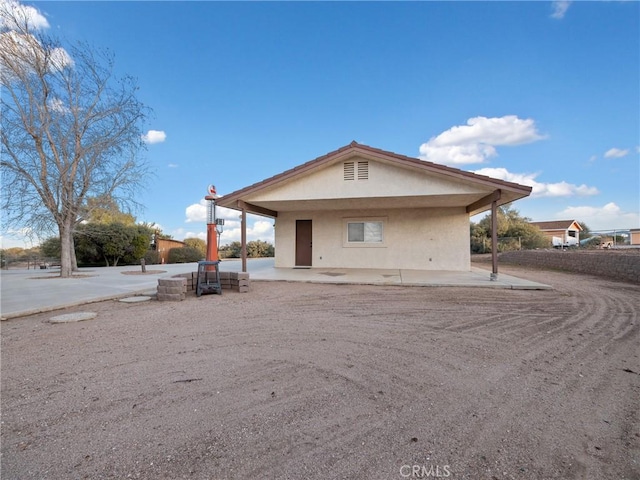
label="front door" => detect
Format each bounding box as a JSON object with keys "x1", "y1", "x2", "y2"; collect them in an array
[{"x1": 295, "y1": 220, "x2": 312, "y2": 267}]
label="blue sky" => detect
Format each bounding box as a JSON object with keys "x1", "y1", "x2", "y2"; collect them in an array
[{"x1": 2, "y1": 0, "x2": 639, "y2": 248}]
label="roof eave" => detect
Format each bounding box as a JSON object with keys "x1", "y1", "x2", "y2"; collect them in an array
[{"x1": 217, "y1": 141, "x2": 533, "y2": 213}]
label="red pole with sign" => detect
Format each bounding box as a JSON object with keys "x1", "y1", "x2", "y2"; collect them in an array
[{"x1": 205, "y1": 185, "x2": 219, "y2": 264}]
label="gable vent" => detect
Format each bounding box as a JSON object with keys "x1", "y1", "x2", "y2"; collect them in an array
[
  {"x1": 344, "y1": 161, "x2": 369, "y2": 181},
  {"x1": 344, "y1": 162, "x2": 355, "y2": 181},
  {"x1": 357, "y1": 161, "x2": 369, "y2": 180}
]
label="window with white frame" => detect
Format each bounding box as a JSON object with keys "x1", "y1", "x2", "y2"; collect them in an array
[{"x1": 344, "y1": 218, "x2": 385, "y2": 246}]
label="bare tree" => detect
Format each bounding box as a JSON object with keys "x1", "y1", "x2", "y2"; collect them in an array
[{"x1": 1, "y1": 3, "x2": 149, "y2": 277}]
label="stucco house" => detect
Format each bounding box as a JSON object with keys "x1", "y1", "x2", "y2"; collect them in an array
[
  {"x1": 529, "y1": 220, "x2": 582, "y2": 246},
  {"x1": 217, "y1": 142, "x2": 532, "y2": 272}
]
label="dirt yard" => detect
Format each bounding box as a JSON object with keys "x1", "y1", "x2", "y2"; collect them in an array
[{"x1": 1, "y1": 265, "x2": 639, "y2": 480}]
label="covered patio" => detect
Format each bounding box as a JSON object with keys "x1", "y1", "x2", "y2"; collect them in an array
[
  {"x1": 216, "y1": 142, "x2": 533, "y2": 279},
  {"x1": 220, "y1": 258, "x2": 551, "y2": 290}
]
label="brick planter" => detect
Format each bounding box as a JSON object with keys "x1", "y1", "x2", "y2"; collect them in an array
[
  {"x1": 157, "y1": 278, "x2": 187, "y2": 301},
  {"x1": 171, "y1": 271, "x2": 251, "y2": 293}
]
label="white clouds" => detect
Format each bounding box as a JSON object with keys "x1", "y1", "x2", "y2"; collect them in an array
[
  {"x1": 184, "y1": 200, "x2": 241, "y2": 224},
  {"x1": 252, "y1": 220, "x2": 274, "y2": 237},
  {"x1": 0, "y1": 0, "x2": 49, "y2": 30},
  {"x1": 0, "y1": 234, "x2": 28, "y2": 249},
  {"x1": 47, "y1": 96, "x2": 69, "y2": 113},
  {"x1": 0, "y1": 227, "x2": 36, "y2": 248},
  {"x1": 421, "y1": 143, "x2": 498, "y2": 166},
  {"x1": 49, "y1": 45, "x2": 73, "y2": 70},
  {"x1": 550, "y1": 1, "x2": 572, "y2": 20},
  {"x1": 142, "y1": 130, "x2": 166, "y2": 144},
  {"x1": 185, "y1": 200, "x2": 208, "y2": 223},
  {"x1": 170, "y1": 228, "x2": 206, "y2": 242},
  {"x1": 185, "y1": 231, "x2": 206, "y2": 241},
  {"x1": 1, "y1": 1, "x2": 73, "y2": 81},
  {"x1": 421, "y1": 116, "x2": 599, "y2": 199},
  {"x1": 473, "y1": 167, "x2": 599, "y2": 198},
  {"x1": 419, "y1": 115, "x2": 545, "y2": 166},
  {"x1": 0, "y1": 30, "x2": 73, "y2": 81},
  {"x1": 220, "y1": 220, "x2": 275, "y2": 245},
  {"x1": 556, "y1": 202, "x2": 639, "y2": 230},
  {"x1": 604, "y1": 147, "x2": 629, "y2": 159}
]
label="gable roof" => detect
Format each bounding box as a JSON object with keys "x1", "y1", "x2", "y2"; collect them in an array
[
  {"x1": 530, "y1": 220, "x2": 583, "y2": 231},
  {"x1": 217, "y1": 141, "x2": 532, "y2": 217}
]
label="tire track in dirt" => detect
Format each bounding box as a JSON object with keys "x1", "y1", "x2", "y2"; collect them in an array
[
  {"x1": 2, "y1": 267, "x2": 639, "y2": 479},
  {"x1": 451, "y1": 267, "x2": 640, "y2": 479}
]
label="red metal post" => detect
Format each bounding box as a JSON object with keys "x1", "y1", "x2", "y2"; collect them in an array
[
  {"x1": 206, "y1": 222, "x2": 218, "y2": 262},
  {"x1": 205, "y1": 193, "x2": 219, "y2": 267}
]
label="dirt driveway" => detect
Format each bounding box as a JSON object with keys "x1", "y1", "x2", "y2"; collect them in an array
[{"x1": 1, "y1": 265, "x2": 639, "y2": 479}]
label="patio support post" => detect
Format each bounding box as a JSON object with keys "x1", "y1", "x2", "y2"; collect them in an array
[
  {"x1": 241, "y1": 207, "x2": 247, "y2": 273},
  {"x1": 491, "y1": 196, "x2": 499, "y2": 281}
]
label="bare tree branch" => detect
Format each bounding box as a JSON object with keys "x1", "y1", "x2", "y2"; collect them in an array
[{"x1": 1, "y1": 5, "x2": 151, "y2": 276}]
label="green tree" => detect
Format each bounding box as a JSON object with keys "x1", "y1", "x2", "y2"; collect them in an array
[
  {"x1": 183, "y1": 237, "x2": 206, "y2": 257},
  {"x1": 472, "y1": 205, "x2": 549, "y2": 252},
  {"x1": 1, "y1": 4, "x2": 149, "y2": 277},
  {"x1": 143, "y1": 249, "x2": 161, "y2": 265},
  {"x1": 167, "y1": 246, "x2": 202, "y2": 263},
  {"x1": 578, "y1": 222, "x2": 592, "y2": 240},
  {"x1": 126, "y1": 225, "x2": 154, "y2": 264},
  {"x1": 82, "y1": 195, "x2": 136, "y2": 225},
  {"x1": 220, "y1": 241, "x2": 242, "y2": 259},
  {"x1": 0, "y1": 246, "x2": 43, "y2": 268},
  {"x1": 247, "y1": 240, "x2": 275, "y2": 258},
  {"x1": 0, "y1": 247, "x2": 22, "y2": 268},
  {"x1": 470, "y1": 222, "x2": 489, "y2": 254},
  {"x1": 74, "y1": 222, "x2": 153, "y2": 266},
  {"x1": 40, "y1": 236, "x2": 61, "y2": 259},
  {"x1": 219, "y1": 240, "x2": 274, "y2": 258}
]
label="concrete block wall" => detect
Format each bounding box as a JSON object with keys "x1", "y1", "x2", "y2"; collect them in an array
[
  {"x1": 494, "y1": 250, "x2": 640, "y2": 284},
  {"x1": 157, "y1": 278, "x2": 187, "y2": 301},
  {"x1": 171, "y1": 271, "x2": 251, "y2": 293}
]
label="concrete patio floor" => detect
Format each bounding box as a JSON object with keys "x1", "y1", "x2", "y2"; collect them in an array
[
  {"x1": 0, "y1": 258, "x2": 550, "y2": 319},
  {"x1": 252, "y1": 265, "x2": 551, "y2": 290}
]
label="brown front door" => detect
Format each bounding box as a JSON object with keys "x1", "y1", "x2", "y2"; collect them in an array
[{"x1": 295, "y1": 220, "x2": 312, "y2": 267}]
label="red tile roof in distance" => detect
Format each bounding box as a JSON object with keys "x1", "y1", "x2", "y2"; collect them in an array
[{"x1": 530, "y1": 220, "x2": 583, "y2": 231}]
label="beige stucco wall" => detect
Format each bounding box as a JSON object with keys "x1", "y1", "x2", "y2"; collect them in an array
[
  {"x1": 274, "y1": 207, "x2": 471, "y2": 271},
  {"x1": 247, "y1": 156, "x2": 486, "y2": 203}
]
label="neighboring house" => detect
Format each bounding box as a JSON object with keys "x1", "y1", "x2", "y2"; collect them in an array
[
  {"x1": 630, "y1": 229, "x2": 640, "y2": 246},
  {"x1": 153, "y1": 237, "x2": 186, "y2": 264},
  {"x1": 217, "y1": 142, "x2": 532, "y2": 272},
  {"x1": 529, "y1": 220, "x2": 582, "y2": 247}
]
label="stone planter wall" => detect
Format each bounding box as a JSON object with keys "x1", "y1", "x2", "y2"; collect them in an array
[{"x1": 476, "y1": 250, "x2": 640, "y2": 284}]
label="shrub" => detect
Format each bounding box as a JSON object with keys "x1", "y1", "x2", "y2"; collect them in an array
[
  {"x1": 167, "y1": 246, "x2": 203, "y2": 263},
  {"x1": 143, "y1": 250, "x2": 161, "y2": 265}
]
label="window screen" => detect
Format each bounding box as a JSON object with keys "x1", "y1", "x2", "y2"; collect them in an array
[{"x1": 347, "y1": 221, "x2": 383, "y2": 243}]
